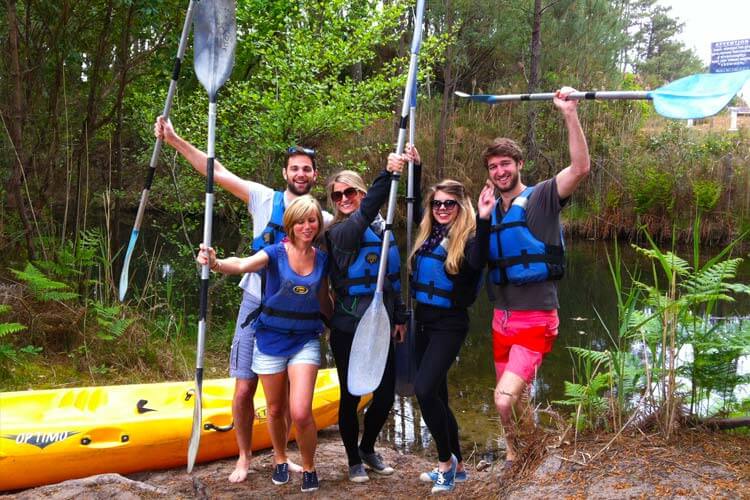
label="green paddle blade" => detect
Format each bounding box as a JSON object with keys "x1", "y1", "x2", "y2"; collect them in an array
[
  {"x1": 348, "y1": 293, "x2": 391, "y2": 396},
  {"x1": 193, "y1": 0, "x2": 236, "y2": 99}
]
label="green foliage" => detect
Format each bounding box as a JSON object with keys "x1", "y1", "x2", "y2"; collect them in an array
[
  {"x1": 692, "y1": 180, "x2": 722, "y2": 212},
  {"x1": 625, "y1": 163, "x2": 675, "y2": 213},
  {"x1": 0, "y1": 304, "x2": 38, "y2": 375},
  {"x1": 11, "y1": 263, "x2": 79, "y2": 302},
  {"x1": 90, "y1": 303, "x2": 135, "y2": 341}
]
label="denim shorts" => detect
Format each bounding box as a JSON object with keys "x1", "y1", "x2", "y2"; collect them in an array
[
  {"x1": 229, "y1": 292, "x2": 260, "y2": 380},
  {"x1": 251, "y1": 337, "x2": 321, "y2": 375}
]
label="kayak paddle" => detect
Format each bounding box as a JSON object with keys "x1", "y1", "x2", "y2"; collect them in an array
[
  {"x1": 348, "y1": 0, "x2": 425, "y2": 397},
  {"x1": 395, "y1": 77, "x2": 418, "y2": 398},
  {"x1": 455, "y1": 70, "x2": 750, "y2": 119},
  {"x1": 187, "y1": 0, "x2": 236, "y2": 473},
  {"x1": 118, "y1": 1, "x2": 197, "y2": 302}
]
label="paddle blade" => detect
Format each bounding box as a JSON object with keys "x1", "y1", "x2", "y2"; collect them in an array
[
  {"x1": 455, "y1": 90, "x2": 501, "y2": 103},
  {"x1": 652, "y1": 70, "x2": 750, "y2": 119},
  {"x1": 193, "y1": 0, "x2": 236, "y2": 98},
  {"x1": 348, "y1": 294, "x2": 391, "y2": 396},
  {"x1": 118, "y1": 230, "x2": 139, "y2": 301},
  {"x1": 394, "y1": 313, "x2": 417, "y2": 397},
  {"x1": 186, "y1": 371, "x2": 203, "y2": 473}
]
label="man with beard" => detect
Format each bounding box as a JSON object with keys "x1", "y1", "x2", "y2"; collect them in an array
[
  {"x1": 154, "y1": 117, "x2": 332, "y2": 483},
  {"x1": 482, "y1": 87, "x2": 589, "y2": 467}
]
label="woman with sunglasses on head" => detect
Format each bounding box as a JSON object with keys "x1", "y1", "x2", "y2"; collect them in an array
[
  {"x1": 324, "y1": 145, "x2": 420, "y2": 483},
  {"x1": 410, "y1": 179, "x2": 495, "y2": 494},
  {"x1": 197, "y1": 195, "x2": 332, "y2": 493}
]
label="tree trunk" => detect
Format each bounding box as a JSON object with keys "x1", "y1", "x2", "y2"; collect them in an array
[
  {"x1": 5, "y1": 0, "x2": 37, "y2": 260},
  {"x1": 109, "y1": 3, "x2": 136, "y2": 293},
  {"x1": 72, "y1": 0, "x2": 115, "y2": 244},
  {"x1": 524, "y1": 0, "x2": 543, "y2": 175}
]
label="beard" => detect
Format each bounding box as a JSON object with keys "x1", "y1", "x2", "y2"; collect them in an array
[
  {"x1": 287, "y1": 178, "x2": 312, "y2": 196},
  {"x1": 495, "y1": 171, "x2": 520, "y2": 193}
]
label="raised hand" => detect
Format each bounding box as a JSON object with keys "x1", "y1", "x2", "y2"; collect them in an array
[
  {"x1": 387, "y1": 153, "x2": 406, "y2": 174},
  {"x1": 196, "y1": 243, "x2": 217, "y2": 270},
  {"x1": 154, "y1": 116, "x2": 178, "y2": 145},
  {"x1": 405, "y1": 143, "x2": 421, "y2": 165},
  {"x1": 553, "y1": 86, "x2": 579, "y2": 115},
  {"x1": 477, "y1": 180, "x2": 495, "y2": 220}
]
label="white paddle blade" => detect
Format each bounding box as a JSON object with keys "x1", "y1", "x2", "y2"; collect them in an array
[
  {"x1": 186, "y1": 375, "x2": 203, "y2": 472},
  {"x1": 193, "y1": 0, "x2": 236, "y2": 98},
  {"x1": 348, "y1": 294, "x2": 391, "y2": 396}
]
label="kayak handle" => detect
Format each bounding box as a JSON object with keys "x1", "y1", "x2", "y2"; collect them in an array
[{"x1": 204, "y1": 421, "x2": 234, "y2": 432}]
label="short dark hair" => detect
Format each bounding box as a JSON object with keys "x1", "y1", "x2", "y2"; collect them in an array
[
  {"x1": 285, "y1": 146, "x2": 317, "y2": 170},
  {"x1": 481, "y1": 138, "x2": 524, "y2": 167}
]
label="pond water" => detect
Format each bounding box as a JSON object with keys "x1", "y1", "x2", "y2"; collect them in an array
[{"x1": 118, "y1": 216, "x2": 750, "y2": 459}]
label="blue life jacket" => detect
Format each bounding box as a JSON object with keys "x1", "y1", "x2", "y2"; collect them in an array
[
  {"x1": 488, "y1": 186, "x2": 565, "y2": 285},
  {"x1": 335, "y1": 225, "x2": 401, "y2": 297},
  {"x1": 251, "y1": 191, "x2": 286, "y2": 252},
  {"x1": 410, "y1": 238, "x2": 460, "y2": 308},
  {"x1": 254, "y1": 245, "x2": 326, "y2": 337}
]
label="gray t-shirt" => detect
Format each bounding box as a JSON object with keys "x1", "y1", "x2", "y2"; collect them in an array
[{"x1": 492, "y1": 177, "x2": 567, "y2": 311}]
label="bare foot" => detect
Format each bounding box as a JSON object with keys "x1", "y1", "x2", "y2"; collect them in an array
[
  {"x1": 287, "y1": 459, "x2": 303, "y2": 473},
  {"x1": 228, "y1": 454, "x2": 251, "y2": 483}
]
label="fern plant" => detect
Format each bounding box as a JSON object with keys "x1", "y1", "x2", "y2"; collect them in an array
[
  {"x1": 90, "y1": 302, "x2": 135, "y2": 341},
  {"x1": 0, "y1": 304, "x2": 38, "y2": 370},
  {"x1": 10, "y1": 263, "x2": 79, "y2": 302}
]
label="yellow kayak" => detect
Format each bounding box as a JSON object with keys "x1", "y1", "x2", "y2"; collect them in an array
[{"x1": 0, "y1": 368, "x2": 362, "y2": 491}]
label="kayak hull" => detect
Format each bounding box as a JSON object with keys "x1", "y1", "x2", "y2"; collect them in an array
[{"x1": 0, "y1": 368, "x2": 361, "y2": 491}]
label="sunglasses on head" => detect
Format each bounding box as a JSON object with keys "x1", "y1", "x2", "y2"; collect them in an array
[
  {"x1": 331, "y1": 187, "x2": 360, "y2": 203},
  {"x1": 287, "y1": 146, "x2": 316, "y2": 157},
  {"x1": 431, "y1": 199, "x2": 459, "y2": 210}
]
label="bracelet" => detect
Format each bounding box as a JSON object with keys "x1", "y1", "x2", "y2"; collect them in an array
[{"x1": 211, "y1": 259, "x2": 221, "y2": 272}]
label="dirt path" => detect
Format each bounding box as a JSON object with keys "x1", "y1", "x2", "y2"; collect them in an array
[{"x1": 5, "y1": 428, "x2": 748, "y2": 499}]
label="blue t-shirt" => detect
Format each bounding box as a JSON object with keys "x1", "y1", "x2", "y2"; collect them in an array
[{"x1": 254, "y1": 242, "x2": 328, "y2": 356}]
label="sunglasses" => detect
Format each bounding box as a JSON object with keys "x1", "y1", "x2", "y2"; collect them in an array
[
  {"x1": 287, "y1": 146, "x2": 316, "y2": 157},
  {"x1": 431, "y1": 199, "x2": 459, "y2": 210},
  {"x1": 331, "y1": 187, "x2": 360, "y2": 203}
]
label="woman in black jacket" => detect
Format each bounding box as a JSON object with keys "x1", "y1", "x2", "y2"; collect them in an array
[
  {"x1": 324, "y1": 146, "x2": 420, "y2": 483},
  {"x1": 410, "y1": 179, "x2": 494, "y2": 494}
]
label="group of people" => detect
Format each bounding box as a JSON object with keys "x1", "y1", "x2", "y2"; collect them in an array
[{"x1": 154, "y1": 85, "x2": 590, "y2": 494}]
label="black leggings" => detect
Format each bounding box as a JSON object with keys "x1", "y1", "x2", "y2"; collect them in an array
[
  {"x1": 414, "y1": 308, "x2": 468, "y2": 463},
  {"x1": 329, "y1": 328, "x2": 396, "y2": 466}
]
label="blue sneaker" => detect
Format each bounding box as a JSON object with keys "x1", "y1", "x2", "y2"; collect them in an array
[
  {"x1": 271, "y1": 462, "x2": 289, "y2": 485},
  {"x1": 431, "y1": 455, "x2": 457, "y2": 494},
  {"x1": 301, "y1": 470, "x2": 319, "y2": 492},
  {"x1": 420, "y1": 468, "x2": 468, "y2": 483}
]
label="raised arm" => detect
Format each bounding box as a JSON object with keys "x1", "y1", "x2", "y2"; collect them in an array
[
  {"x1": 155, "y1": 116, "x2": 252, "y2": 204},
  {"x1": 197, "y1": 244, "x2": 269, "y2": 275},
  {"x1": 553, "y1": 87, "x2": 591, "y2": 200}
]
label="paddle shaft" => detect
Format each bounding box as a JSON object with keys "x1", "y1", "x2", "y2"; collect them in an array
[
  {"x1": 405, "y1": 81, "x2": 416, "y2": 325},
  {"x1": 459, "y1": 90, "x2": 652, "y2": 102},
  {"x1": 374, "y1": 0, "x2": 424, "y2": 294},
  {"x1": 119, "y1": 0, "x2": 196, "y2": 301}
]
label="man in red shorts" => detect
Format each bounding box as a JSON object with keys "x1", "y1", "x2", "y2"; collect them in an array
[{"x1": 483, "y1": 87, "x2": 590, "y2": 465}]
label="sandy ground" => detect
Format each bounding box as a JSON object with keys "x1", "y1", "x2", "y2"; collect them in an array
[{"x1": 4, "y1": 427, "x2": 748, "y2": 499}]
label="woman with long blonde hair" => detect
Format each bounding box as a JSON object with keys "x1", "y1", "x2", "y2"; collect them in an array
[
  {"x1": 323, "y1": 146, "x2": 420, "y2": 483},
  {"x1": 410, "y1": 179, "x2": 495, "y2": 494}
]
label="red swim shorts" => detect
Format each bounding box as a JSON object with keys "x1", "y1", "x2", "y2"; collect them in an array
[{"x1": 492, "y1": 309, "x2": 559, "y2": 384}]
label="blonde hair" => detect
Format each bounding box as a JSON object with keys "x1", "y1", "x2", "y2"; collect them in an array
[
  {"x1": 283, "y1": 195, "x2": 324, "y2": 244},
  {"x1": 409, "y1": 179, "x2": 476, "y2": 275},
  {"x1": 326, "y1": 170, "x2": 368, "y2": 222}
]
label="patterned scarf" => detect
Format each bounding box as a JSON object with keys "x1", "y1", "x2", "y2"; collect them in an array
[{"x1": 419, "y1": 223, "x2": 449, "y2": 254}]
